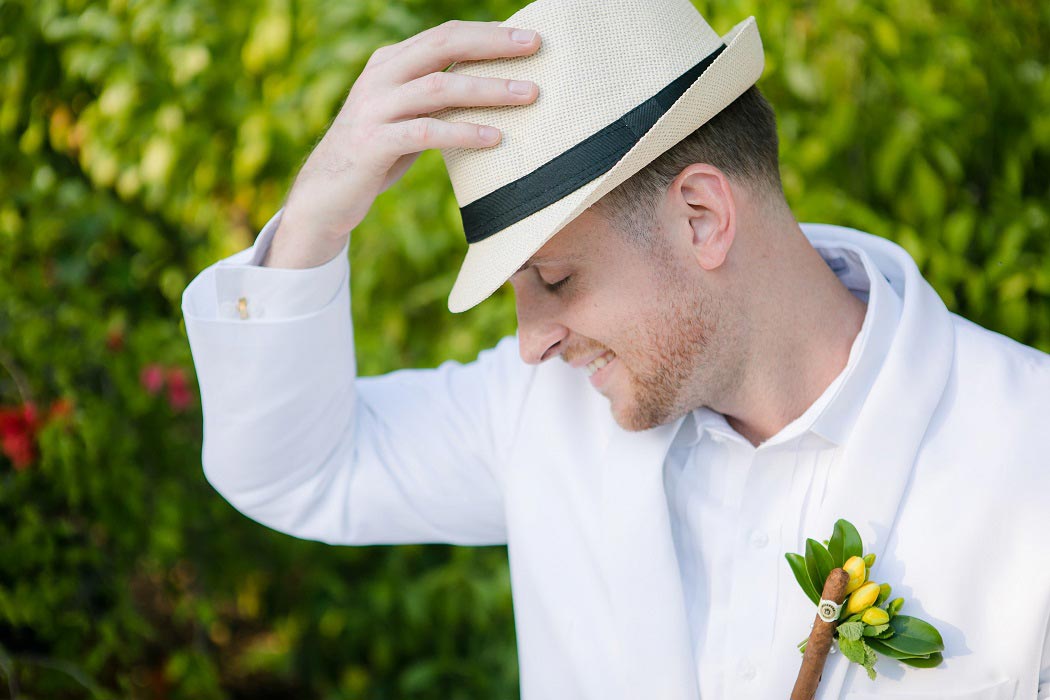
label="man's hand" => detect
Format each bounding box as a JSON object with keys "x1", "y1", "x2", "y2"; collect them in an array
[{"x1": 263, "y1": 20, "x2": 542, "y2": 268}]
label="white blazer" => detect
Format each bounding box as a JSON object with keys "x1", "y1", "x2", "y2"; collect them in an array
[{"x1": 182, "y1": 219, "x2": 1050, "y2": 700}]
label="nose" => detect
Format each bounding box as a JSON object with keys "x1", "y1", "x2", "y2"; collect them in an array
[{"x1": 515, "y1": 289, "x2": 569, "y2": 365}]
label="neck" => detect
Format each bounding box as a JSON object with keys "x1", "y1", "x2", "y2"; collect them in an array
[{"x1": 717, "y1": 223, "x2": 868, "y2": 447}]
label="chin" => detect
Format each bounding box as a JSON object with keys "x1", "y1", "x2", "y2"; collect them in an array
[
  {"x1": 609, "y1": 400, "x2": 669, "y2": 433},
  {"x1": 609, "y1": 387, "x2": 692, "y2": 432}
]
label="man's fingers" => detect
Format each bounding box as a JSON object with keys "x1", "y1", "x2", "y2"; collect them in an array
[
  {"x1": 381, "y1": 117, "x2": 502, "y2": 156},
  {"x1": 375, "y1": 19, "x2": 540, "y2": 85},
  {"x1": 382, "y1": 71, "x2": 538, "y2": 120},
  {"x1": 297, "y1": 18, "x2": 535, "y2": 219}
]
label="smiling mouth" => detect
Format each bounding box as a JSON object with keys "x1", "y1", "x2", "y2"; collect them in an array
[{"x1": 586, "y1": 350, "x2": 616, "y2": 377}]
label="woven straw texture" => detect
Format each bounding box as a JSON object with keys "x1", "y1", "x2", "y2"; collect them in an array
[{"x1": 434, "y1": 0, "x2": 764, "y2": 312}]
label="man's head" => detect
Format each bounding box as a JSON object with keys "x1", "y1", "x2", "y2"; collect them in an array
[{"x1": 509, "y1": 84, "x2": 791, "y2": 431}]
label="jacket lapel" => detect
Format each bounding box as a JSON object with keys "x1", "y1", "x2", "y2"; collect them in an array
[
  {"x1": 598, "y1": 413, "x2": 700, "y2": 700},
  {"x1": 592, "y1": 230, "x2": 956, "y2": 700},
  {"x1": 768, "y1": 233, "x2": 957, "y2": 699}
]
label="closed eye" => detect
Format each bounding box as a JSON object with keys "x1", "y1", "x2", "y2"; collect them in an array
[{"x1": 544, "y1": 275, "x2": 572, "y2": 293}]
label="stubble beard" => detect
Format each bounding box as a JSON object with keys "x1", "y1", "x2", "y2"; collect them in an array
[
  {"x1": 616, "y1": 293, "x2": 715, "y2": 432},
  {"x1": 561, "y1": 239, "x2": 727, "y2": 433}
]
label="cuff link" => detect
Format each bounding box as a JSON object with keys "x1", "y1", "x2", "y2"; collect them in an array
[{"x1": 219, "y1": 297, "x2": 265, "y2": 320}]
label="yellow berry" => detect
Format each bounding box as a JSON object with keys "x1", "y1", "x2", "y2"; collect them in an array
[
  {"x1": 861, "y1": 607, "x2": 890, "y2": 626},
  {"x1": 842, "y1": 556, "x2": 867, "y2": 594},
  {"x1": 845, "y1": 581, "x2": 881, "y2": 615}
]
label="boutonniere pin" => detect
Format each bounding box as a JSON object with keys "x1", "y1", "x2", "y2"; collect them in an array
[{"x1": 785, "y1": 518, "x2": 944, "y2": 699}]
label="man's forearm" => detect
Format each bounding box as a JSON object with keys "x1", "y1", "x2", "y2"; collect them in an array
[{"x1": 261, "y1": 203, "x2": 354, "y2": 269}]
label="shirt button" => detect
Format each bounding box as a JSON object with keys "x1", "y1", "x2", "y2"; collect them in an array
[
  {"x1": 737, "y1": 658, "x2": 757, "y2": 680},
  {"x1": 749, "y1": 530, "x2": 769, "y2": 548}
]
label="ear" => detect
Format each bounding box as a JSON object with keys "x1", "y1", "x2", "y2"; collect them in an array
[{"x1": 671, "y1": 164, "x2": 736, "y2": 271}]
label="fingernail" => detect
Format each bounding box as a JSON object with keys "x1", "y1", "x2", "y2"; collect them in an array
[
  {"x1": 512, "y1": 29, "x2": 536, "y2": 43},
  {"x1": 479, "y1": 126, "x2": 499, "y2": 141},
  {"x1": 509, "y1": 80, "x2": 532, "y2": 95}
]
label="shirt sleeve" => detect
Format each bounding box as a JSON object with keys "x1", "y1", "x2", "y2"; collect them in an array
[
  {"x1": 181, "y1": 207, "x2": 349, "y2": 321},
  {"x1": 181, "y1": 210, "x2": 535, "y2": 547}
]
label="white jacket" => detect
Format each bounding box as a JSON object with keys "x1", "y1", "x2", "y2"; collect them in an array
[{"x1": 182, "y1": 213, "x2": 1050, "y2": 699}]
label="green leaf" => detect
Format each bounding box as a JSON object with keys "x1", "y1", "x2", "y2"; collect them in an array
[
  {"x1": 837, "y1": 621, "x2": 864, "y2": 641},
  {"x1": 839, "y1": 637, "x2": 879, "y2": 679},
  {"x1": 837, "y1": 520, "x2": 864, "y2": 562},
  {"x1": 863, "y1": 623, "x2": 890, "y2": 637},
  {"x1": 900, "y1": 652, "x2": 944, "y2": 668},
  {"x1": 881, "y1": 615, "x2": 945, "y2": 656},
  {"x1": 866, "y1": 637, "x2": 931, "y2": 660},
  {"x1": 805, "y1": 538, "x2": 836, "y2": 595},
  {"x1": 829, "y1": 519, "x2": 864, "y2": 568},
  {"x1": 827, "y1": 526, "x2": 844, "y2": 567},
  {"x1": 786, "y1": 552, "x2": 820, "y2": 605},
  {"x1": 838, "y1": 637, "x2": 868, "y2": 665}
]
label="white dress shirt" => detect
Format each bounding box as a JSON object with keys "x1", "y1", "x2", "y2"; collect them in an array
[
  {"x1": 663, "y1": 243, "x2": 903, "y2": 698},
  {"x1": 199, "y1": 211, "x2": 906, "y2": 698},
  {"x1": 193, "y1": 213, "x2": 905, "y2": 700},
  {"x1": 185, "y1": 210, "x2": 1050, "y2": 698}
]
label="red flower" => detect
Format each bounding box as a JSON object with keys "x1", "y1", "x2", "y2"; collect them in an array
[
  {"x1": 0, "y1": 403, "x2": 40, "y2": 470},
  {"x1": 140, "y1": 363, "x2": 165, "y2": 395},
  {"x1": 139, "y1": 364, "x2": 194, "y2": 411},
  {"x1": 166, "y1": 367, "x2": 192, "y2": 412}
]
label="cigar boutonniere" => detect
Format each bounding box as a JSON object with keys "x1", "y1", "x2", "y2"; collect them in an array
[{"x1": 785, "y1": 518, "x2": 944, "y2": 698}]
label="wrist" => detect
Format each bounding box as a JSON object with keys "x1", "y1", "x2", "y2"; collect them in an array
[{"x1": 264, "y1": 210, "x2": 349, "y2": 269}]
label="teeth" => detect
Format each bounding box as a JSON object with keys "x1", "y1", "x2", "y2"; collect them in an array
[{"x1": 586, "y1": 351, "x2": 616, "y2": 376}]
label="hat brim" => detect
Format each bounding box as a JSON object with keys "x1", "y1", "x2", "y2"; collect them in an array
[{"x1": 447, "y1": 16, "x2": 764, "y2": 313}]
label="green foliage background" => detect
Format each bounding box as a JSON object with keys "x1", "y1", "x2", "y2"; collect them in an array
[{"x1": 0, "y1": 0, "x2": 1047, "y2": 697}]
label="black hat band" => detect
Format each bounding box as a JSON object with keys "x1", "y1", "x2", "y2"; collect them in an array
[{"x1": 459, "y1": 42, "x2": 727, "y2": 244}]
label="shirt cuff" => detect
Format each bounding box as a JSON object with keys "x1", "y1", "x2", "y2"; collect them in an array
[{"x1": 183, "y1": 207, "x2": 350, "y2": 321}]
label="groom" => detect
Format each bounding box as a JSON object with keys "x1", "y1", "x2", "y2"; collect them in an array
[{"x1": 182, "y1": 0, "x2": 1050, "y2": 697}]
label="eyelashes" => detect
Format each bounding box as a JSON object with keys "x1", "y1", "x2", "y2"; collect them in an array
[{"x1": 544, "y1": 275, "x2": 572, "y2": 293}]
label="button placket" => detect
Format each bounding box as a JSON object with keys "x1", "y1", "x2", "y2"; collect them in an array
[
  {"x1": 724, "y1": 447, "x2": 791, "y2": 678},
  {"x1": 748, "y1": 529, "x2": 769, "y2": 548}
]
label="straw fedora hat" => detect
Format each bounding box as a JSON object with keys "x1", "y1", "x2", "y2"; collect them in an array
[{"x1": 433, "y1": 0, "x2": 764, "y2": 312}]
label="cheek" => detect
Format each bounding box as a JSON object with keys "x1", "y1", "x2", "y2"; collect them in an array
[
  {"x1": 599, "y1": 305, "x2": 662, "y2": 357},
  {"x1": 572, "y1": 274, "x2": 662, "y2": 347}
]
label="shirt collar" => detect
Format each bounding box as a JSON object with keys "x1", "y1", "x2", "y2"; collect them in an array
[{"x1": 672, "y1": 230, "x2": 903, "y2": 451}]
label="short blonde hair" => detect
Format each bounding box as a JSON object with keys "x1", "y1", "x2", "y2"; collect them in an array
[{"x1": 593, "y1": 84, "x2": 783, "y2": 246}]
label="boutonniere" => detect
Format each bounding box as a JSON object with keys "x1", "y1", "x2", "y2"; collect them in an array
[{"x1": 784, "y1": 518, "x2": 944, "y2": 697}]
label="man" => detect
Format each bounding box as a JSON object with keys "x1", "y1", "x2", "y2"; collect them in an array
[{"x1": 181, "y1": 0, "x2": 1050, "y2": 697}]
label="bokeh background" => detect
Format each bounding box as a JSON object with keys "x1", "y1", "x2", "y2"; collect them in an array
[{"x1": 1, "y1": 0, "x2": 1048, "y2": 697}]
